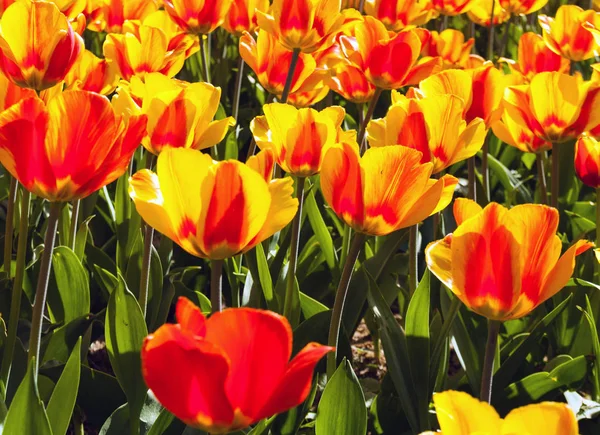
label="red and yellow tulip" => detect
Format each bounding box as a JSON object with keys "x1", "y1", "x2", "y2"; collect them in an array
[
  {"x1": 422, "y1": 29, "x2": 475, "y2": 70},
  {"x1": 321, "y1": 142, "x2": 458, "y2": 236},
  {"x1": 162, "y1": 0, "x2": 232, "y2": 34},
  {"x1": 328, "y1": 62, "x2": 376, "y2": 104},
  {"x1": 467, "y1": 0, "x2": 510, "y2": 27},
  {"x1": 64, "y1": 49, "x2": 118, "y2": 95},
  {"x1": 426, "y1": 199, "x2": 593, "y2": 320},
  {"x1": 432, "y1": 0, "x2": 476, "y2": 16},
  {"x1": 575, "y1": 135, "x2": 600, "y2": 188},
  {"x1": 367, "y1": 94, "x2": 487, "y2": 173},
  {"x1": 0, "y1": 71, "x2": 36, "y2": 111},
  {"x1": 129, "y1": 147, "x2": 298, "y2": 260},
  {"x1": 142, "y1": 297, "x2": 332, "y2": 433},
  {"x1": 539, "y1": 5, "x2": 600, "y2": 61},
  {"x1": 364, "y1": 0, "x2": 437, "y2": 31},
  {"x1": 499, "y1": 0, "x2": 547, "y2": 15},
  {"x1": 251, "y1": 103, "x2": 348, "y2": 176},
  {"x1": 88, "y1": 0, "x2": 158, "y2": 33},
  {"x1": 223, "y1": 0, "x2": 269, "y2": 35},
  {"x1": 0, "y1": 0, "x2": 83, "y2": 91},
  {"x1": 0, "y1": 90, "x2": 147, "y2": 202}
]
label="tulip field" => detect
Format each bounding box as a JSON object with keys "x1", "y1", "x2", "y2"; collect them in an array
[{"x1": 3, "y1": 0, "x2": 600, "y2": 434}]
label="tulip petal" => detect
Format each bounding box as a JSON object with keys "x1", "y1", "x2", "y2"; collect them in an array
[
  {"x1": 419, "y1": 69, "x2": 473, "y2": 110},
  {"x1": 175, "y1": 296, "x2": 206, "y2": 336},
  {"x1": 453, "y1": 198, "x2": 483, "y2": 225},
  {"x1": 193, "y1": 117, "x2": 235, "y2": 150},
  {"x1": 425, "y1": 235, "x2": 453, "y2": 291},
  {"x1": 401, "y1": 174, "x2": 458, "y2": 228},
  {"x1": 433, "y1": 390, "x2": 502, "y2": 434},
  {"x1": 501, "y1": 402, "x2": 578, "y2": 435},
  {"x1": 205, "y1": 308, "x2": 292, "y2": 421},
  {"x1": 247, "y1": 148, "x2": 276, "y2": 182}
]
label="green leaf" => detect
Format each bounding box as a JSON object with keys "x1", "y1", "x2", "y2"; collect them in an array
[
  {"x1": 252, "y1": 243, "x2": 276, "y2": 310},
  {"x1": 299, "y1": 292, "x2": 327, "y2": 319},
  {"x1": 105, "y1": 277, "x2": 148, "y2": 427},
  {"x1": 579, "y1": 296, "x2": 600, "y2": 400},
  {"x1": 304, "y1": 187, "x2": 336, "y2": 270},
  {"x1": 74, "y1": 216, "x2": 93, "y2": 261},
  {"x1": 47, "y1": 247, "x2": 90, "y2": 325},
  {"x1": 147, "y1": 408, "x2": 184, "y2": 435},
  {"x1": 42, "y1": 314, "x2": 94, "y2": 364},
  {"x1": 77, "y1": 366, "x2": 126, "y2": 428},
  {"x1": 115, "y1": 173, "x2": 141, "y2": 271},
  {"x1": 4, "y1": 358, "x2": 52, "y2": 435},
  {"x1": 404, "y1": 270, "x2": 430, "y2": 429},
  {"x1": 315, "y1": 358, "x2": 366, "y2": 435},
  {"x1": 99, "y1": 403, "x2": 129, "y2": 435},
  {"x1": 47, "y1": 337, "x2": 81, "y2": 435},
  {"x1": 480, "y1": 151, "x2": 533, "y2": 203},
  {"x1": 93, "y1": 265, "x2": 120, "y2": 296}
]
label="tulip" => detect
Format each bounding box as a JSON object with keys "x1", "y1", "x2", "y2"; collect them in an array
[
  {"x1": 539, "y1": 5, "x2": 600, "y2": 62},
  {"x1": 287, "y1": 86, "x2": 331, "y2": 108},
  {"x1": 575, "y1": 135, "x2": 600, "y2": 188},
  {"x1": 86, "y1": 0, "x2": 158, "y2": 33},
  {"x1": 142, "y1": 297, "x2": 332, "y2": 433},
  {"x1": 364, "y1": 0, "x2": 437, "y2": 31},
  {"x1": 163, "y1": 0, "x2": 233, "y2": 34},
  {"x1": 0, "y1": 0, "x2": 83, "y2": 91},
  {"x1": 426, "y1": 198, "x2": 593, "y2": 321},
  {"x1": 129, "y1": 147, "x2": 298, "y2": 260},
  {"x1": 368, "y1": 94, "x2": 487, "y2": 173},
  {"x1": 328, "y1": 63, "x2": 376, "y2": 104},
  {"x1": 223, "y1": 0, "x2": 270, "y2": 35},
  {"x1": 251, "y1": 103, "x2": 347, "y2": 177},
  {"x1": 467, "y1": 0, "x2": 510, "y2": 27},
  {"x1": 423, "y1": 390, "x2": 578, "y2": 435},
  {"x1": 256, "y1": 0, "x2": 345, "y2": 53},
  {"x1": 499, "y1": 0, "x2": 547, "y2": 15},
  {"x1": 0, "y1": 71, "x2": 36, "y2": 111},
  {"x1": 104, "y1": 17, "x2": 198, "y2": 81},
  {"x1": 64, "y1": 49, "x2": 118, "y2": 95},
  {"x1": 422, "y1": 29, "x2": 475, "y2": 69},
  {"x1": 501, "y1": 32, "x2": 570, "y2": 83},
  {"x1": 0, "y1": 90, "x2": 146, "y2": 201},
  {"x1": 432, "y1": 0, "x2": 476, "y2": 16},
  {"x1": 114, "y1": 73, "x2": 235, "y2": 155}
]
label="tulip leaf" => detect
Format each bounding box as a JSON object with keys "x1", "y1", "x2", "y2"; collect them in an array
[
  {"x1": 147, "y1": 407, "x2": 186, "y2": 435},
  {"x1": 405, "y1": 270, "x2": 430, "y2": 429},
  {"x1": 254, "y1": 243, "x2": 277, "y2": 310},
  {"x1": 299, "y1": 291, "x2": 327, "y2": 319},
  {"x1": 480, "y1": 151, "x2": 533, "y2": 204},
  {"x1": 42, "y1": 313, "x2": 94, "y2": 365},
  {"x1": 99, "y1": 403, "x2": 129, "y2": 435},
  {"x1": 304, "y1": 186, "x2": 336, "y2": 270},
  {"x1": 47, "y1": 246, "x2": 90, "y2": 325},
  {"x1": 105, "y1": 276, "x2": 148, "y2": 429},
  {"x1": 92, "y1": 265, "x2": 119, "y2": 296},
  {"x1": 74, "y1": 215, "x2": 93, "y2": 261},
  {"x1": 4, "y1": 357, "x2": 52, "y2": 435},
  {"x1": 115, "y1": 173, "x2": 142, "y2": 272},
  {"x1": 77, "y1": 366, "x2": 127, "y2": 429},
  {"x1": 316, "y1": 358, "x2": 367, "y2": 435},
  {"x1": 47, "y1": 337, "x2": 81, "y2": 435},
  {"x1": 579, "y1": 296, "x2": 600, "y2": 400}
]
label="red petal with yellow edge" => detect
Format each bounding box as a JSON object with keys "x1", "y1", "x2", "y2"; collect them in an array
[
  {"x1": 403, "y1": 56, "x2": 442, "y2": 87},
  {"x1": 44, "y1": 27, "x2": 82, "y2": 86},
  {"x1": 175, "y1": 297, "x2": 206, "y2": 336},
  {"x1": 501, "y1": 402, "x2": 578, "y2": 435},
  {"x1": 432, "y1": 390, "x2": 502, "y2": 433},
  {"x1": 147, "y1": 91, "x2": 194, "y2": 152},
  {"x1": 425, "y1": 235, "x2": 454, "y2": 292},
  {"x1": 198, "y1": 160, "x2": 271, "y2": 259},
  {"x1": 575, "y1": 135, "x2": 600, "y2": 188},
  {"x1": 453, "y1": 198, "x2": 483, "y2": 226},
  {"x1": 205, "y1": 308, "x2": 293, "y2": 421},
  {"x1": 141, "y1": 324, "x2": 234, "y2": 430},
  {"x1": 257, "y1": 343, "x2": 333, "y2": 421},
  {"x1": 247, "y1": 148, "x2": 275, "y2": 182},
  {"x1": 320, "y1": 141, "x2": 365, "y2": 232}
]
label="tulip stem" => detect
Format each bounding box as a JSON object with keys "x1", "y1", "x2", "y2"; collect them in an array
[
  {"x1": 232, "y1": 57, "x2": 245, "y2": 122},
  {"x1": 551, "y1": 144, "x2": 559, "y2": 209},
  {"x1": 408, "y1": 225, "x2": 418, "y2": 296},
  {"x1": 200, "y1": 34, "x2": 211, "y2": 83},
  {"x1": 3, "y1": 177, "x2": 16, "y2": 277},
  {"x1": 0, "y1": 188, "x2": 30, "y2": 399},
  {"x1": 283, "y1": 177, "x2": 306, "y2": 321},
  {"x1": 358, "y1": 88, "x2": 383, "y2": 153},
  {"x1": 482, "y1": 139, "x2": 490, "y2": 202},
  {"x1": 139, "y1": 224, "x2": 154, "y2": 318},
  {"x1": 68, "y1": 199, "x2": 80, "y2": 251},
  {"x1": 211, "y1": 259, "x2": 224, "y2": 313},
  {"x1": 536, "y1": 153, "x2": 548, "y2": 205},
  {"x1": 486, "y1": 0, "x2": 496, "y2": 61},
  {"x1": 327, "y1": 232, "x2": 366, "y2": 378},
  {"x1": 281, "y1": 48, "x2": 301, "y2": 103},
  {"x1": 480, "y1": 319, "x2": 501, "y2": 404},
  {"x1": 28, "y1": 201, "x2": 62, "y2": 378},
  {"x1": 468, "y1": 157, "x2": 476, "y2": 201}
]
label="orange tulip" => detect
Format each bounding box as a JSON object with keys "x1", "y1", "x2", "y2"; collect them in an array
[
  {"x1": 328, "y1": 62, "x2": 376, "y2": 104},
  {"x1": 142, "y1": 297, "x2": 332, "y2": 433},
  {"x1": 339, "y1": 16, "x2": 439, "y2": 89},
  {"x1": 467, "y1": 0, "x2": 510, "y2": 27},
  {"x1": 64, "y1": 49, "x2": 118, "y2": 95},
  {"x1": 320, "y1": 142, "x2": 458, "y2": 236},
  {"x1": 432, "y1": 0, "x2": 476, "y2": 16},
  {"x1": 0, "y1": 0, "x2": 83, "y2": 91},
  {"x1": 426, "y1": 199, "x2": 593, "y2": 320},
  {"x1": 422, "y1": 29, "x2": 475, "y2": 69},
  {"x1": 424, "y1": 390, "x2": 578, "y2": 435},
  {"x1": 256, "y1": 0, "x2": 345, "y2": 53},
  {"x1": 0, "y1": 91, "x2": 147, "y2": 202},
  {"x1": 129, "y1": 147, "x2": 298, "y2": 260},
  {"x1": 0, "y1": 71, "x2": 36, "y2": 111},
  {"x1": 501, "y1": 32, "x2": 570, "y2": 83},
  {"x1": 223, "y1": 0, "x2": 269, "y2": 35},
  {"x1": 114, "y1": 73, "x2": 235, "y2": 155},
  {"x1": 103, "y1": 14, "x2": 198, "y2": 81},
  {"x1": 539, "y1": 5, "x2": 600, "y2": 62},
  {"x1": 163, "y1": 0, "x2": 234, "y2": 34},
  {"x1": 251, "y1": 103, "x2": 347, "y2": 176},
  {"x1": 499, "y1": 0, "x2": 547, "y2": 15},
  {"x1": 367, "y1": 94, "x2": 487, "y2": 173},
  {"x1": 575, "y1": 135, "x2": 600, "y2": 188},
  {"x1": 88, "y1": 0, "x2": 158, "y2": 33},
  {"x1": 364, "y1": 0, "x2": 437, "y2": 31}
]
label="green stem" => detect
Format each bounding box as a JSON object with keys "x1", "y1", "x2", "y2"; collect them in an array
[
  {"x1": 480, "y1": 319, "x2": 501, "y2": 403},
  {"x1": 551, "y1": 144, "x2": 559, "y2": 209},
  {"x1": 200, "y1": 34, "x2": 211, "y2": 83},
  {"x1": 281, "y1": 48, "x2": 301, "y2": 103},
  {"x1": 0, "y1": 189, "x2": 30, "y2": 398},
  {"x1": 408, "y1": 224, "x2": 418, "y2": 296},
  {"x1": 358, "y1": 88, "x2": 382, "y2": 153},
  {"x1": 468, "y1": 157, "x2": 477, "y2": 201},
  {"x1": 486, "y1": 0, "x2": 496, "y2": 61},
  {"x1": 28, "y1": 201, "x2": 62, "y2": 377},
  {"x1": 232, "y1": 56, "x2": 245, "y2": 122},
  {"x1": 430, "y1": 295, "x2": 462, "y2": 372},
  {"x1": 139, "y1": 224, "x2": 153, "y2": 318},
  {"x1": 536, "y1": 153, "x2": 548, "y2": 205},
  {"x1": 283, "y1": 177, "x2": 306, "y2": 320},
  {"x1": 340, "y1": 225, "x2": 351, "y2": 270},
  {"x1": 327, "y1": 232, "x2": 366, "y2": 378},
  {"x1": 68, "y1": 199, "x2": 80, "y2": 251},
  {"x1": 482, "y1": 139, "x2": 490, "y2": 202},
  {"x1": 3, "y1": 177, "x2": 16, "y2": 276},
  {"x1": 211, "y1": 259, "x2": 224, "y2": 313}
]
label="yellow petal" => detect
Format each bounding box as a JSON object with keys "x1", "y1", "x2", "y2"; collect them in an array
[
  {"x1": 425, "y1": 235, "x2": 454, "y2": 291},
  {"x1": 419, "y1": 69, "x2": 473, "y2": 111},
  {"x1": 433, "y1": 390, "x2": 502, "y2": 435},
  {"x1": 193, "y1": 117, "x2": 235, "y2": 150},
  {"x1": 453, "y1": 198, "x2": 483, "y2": 226},
  {"x1": 501, "y1": 402, "x2": 578, "y2": 435}
]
